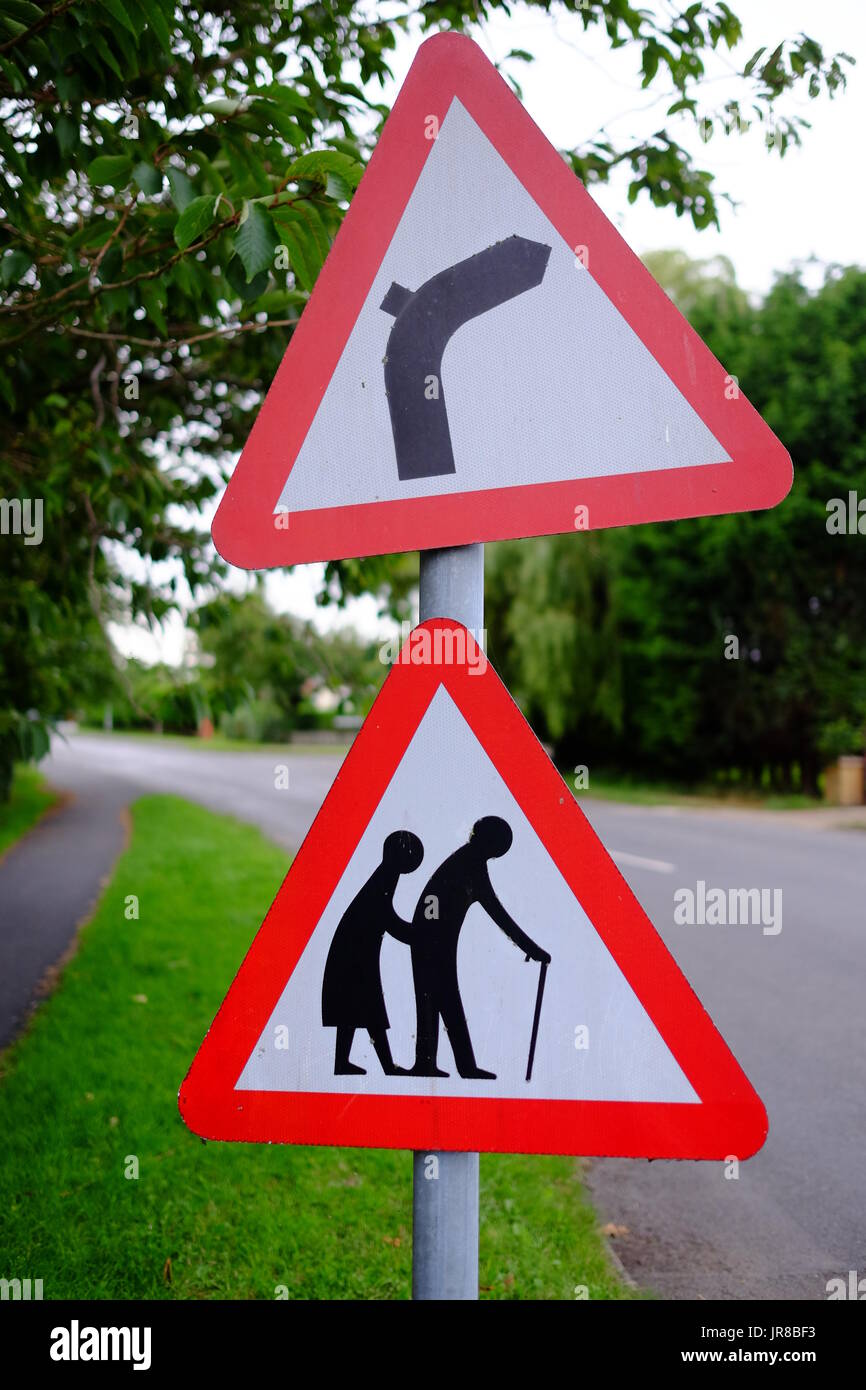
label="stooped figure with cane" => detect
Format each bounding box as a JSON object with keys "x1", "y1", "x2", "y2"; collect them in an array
[
  {"x1": 321, "y1": 829, "x2": 423, "y2": 1076},
  {"x1": 408, "y1": 815, "x2": 551, "y2": 1080}
]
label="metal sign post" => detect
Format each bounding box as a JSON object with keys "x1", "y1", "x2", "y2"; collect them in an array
[
  {"x1": 413, "y1": 542, "x2": 483, "y2": 1301},
  {"x1": 180, "y1": 30, "x2": 780, "y2": 1302},
  {"x1": 182, "y1": 549, "x2": 767, "y2": 1187}
]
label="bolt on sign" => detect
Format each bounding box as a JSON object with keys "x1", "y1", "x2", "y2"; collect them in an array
[
  {"x1": 212, "y1": 31, "x2": 791, "y2": 569},
  {"x1": 180, "y1": 623, "x2": 768, "y2": 1159}
]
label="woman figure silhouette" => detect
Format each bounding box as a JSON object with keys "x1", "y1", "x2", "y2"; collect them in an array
[{"x1": 321, "y1": 829, "x2": 423, "y2": 1075}]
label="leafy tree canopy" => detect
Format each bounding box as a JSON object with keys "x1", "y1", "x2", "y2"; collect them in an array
[
  {"x1": 0, "y1": 0, "x2": 854, "y2": 794},
  {"x1": 486, "y1": 259, "x2": 866, "y2": 794}
]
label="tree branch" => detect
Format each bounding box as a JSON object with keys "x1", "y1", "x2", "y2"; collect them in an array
[
  {"x1": 0, "y1": 0, "x2": 82, "y2": 57},
  {"x1": 62, "y1": 318, "x2": 297, "y2": 349}
]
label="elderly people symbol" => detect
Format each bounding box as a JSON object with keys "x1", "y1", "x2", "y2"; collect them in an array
[{"x1": 321, "y1": 817, "x2": 550, "y2": 1079}]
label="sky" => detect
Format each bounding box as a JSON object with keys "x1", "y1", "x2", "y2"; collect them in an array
[
  {"x1": 399, "y1": 0, "x2": 865, "y2": 296},
  {"x1": 113, "y1": 0, "x2": 864, "y2": 665}
]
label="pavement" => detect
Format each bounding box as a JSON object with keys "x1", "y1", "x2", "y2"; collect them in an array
[
  {"x1": 2, "y1": 729, "x2": 864, "y2": 1300},
  {"x1": 0, "y1": 764, "x2": 133, "y2": 1051},
  {"x1": 0, "y1": 735, "x2": 341, "y2": 1048}
]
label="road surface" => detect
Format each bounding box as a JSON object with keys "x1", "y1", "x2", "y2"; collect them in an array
[{"x1": 3, "y1": 730, "x2": 864, "y2": 1300}]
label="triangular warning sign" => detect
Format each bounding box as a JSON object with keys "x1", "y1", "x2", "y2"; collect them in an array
[
  {"x1": 180, "y1": 621, "x2": 767, "y2": 1159},
  {"x1": 213, "y1": 31, "x2": 791, "y2": 570}
]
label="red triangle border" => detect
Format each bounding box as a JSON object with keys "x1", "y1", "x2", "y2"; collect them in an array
[
  {"x1": 213, "y1": 31, "x2": 791, "y2": 569},
  {"x1": 180, "y1": 621, "x2": 768, "y2": 1158}
]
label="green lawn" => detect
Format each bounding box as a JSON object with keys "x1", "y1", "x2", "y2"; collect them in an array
[
  {"x1": 572, "y1": 771, "x2": 818, "y2": 811},
  {"x1": 0, "y1": 765, "x2": 57, "y2": 859},
  {"x1": 81, "y1": 727, "x2": 352, "y2": 756},
  {"x1": 0, "y1": 794, "x2": 631, "y2": 1301}
]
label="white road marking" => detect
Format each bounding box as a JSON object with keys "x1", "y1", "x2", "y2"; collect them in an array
[{"x1": 611, "y1": 850, "x2": 675, "y2": 875}]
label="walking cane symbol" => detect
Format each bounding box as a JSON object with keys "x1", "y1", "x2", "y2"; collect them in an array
[{"x1": 525, "y1": 955, "x2": 549, "y2": 1082}]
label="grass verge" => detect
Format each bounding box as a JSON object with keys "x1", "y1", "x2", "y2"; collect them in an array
[
  {"x1": 0, "y1": 794, "x2": 631, "y2": 1301},
  {"x1": 572, "y1": 772, "x2": 817, "y2": 811},
  {"x1": 80, "y1": 728, "x2": 351, "y2": 756},
  {"x1": 0, "y1": 765, "x2": 57, "y2": 860}
]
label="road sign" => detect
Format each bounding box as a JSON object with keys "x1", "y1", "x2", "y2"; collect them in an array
[
  {"x1": 212, "y1": 30, "x2": 791, "y2": 570},
  {"x1": 179, "y1": 620, "x2": 767, "y2": 1159}
]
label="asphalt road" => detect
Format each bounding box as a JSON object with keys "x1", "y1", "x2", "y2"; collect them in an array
[{"x1": 3, "y1": 730, "x2": 865, "y2": 1300}]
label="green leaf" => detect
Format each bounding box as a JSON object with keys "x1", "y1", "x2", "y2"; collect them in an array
[
  {"x1": 285, "y1": 150, "x2": 363, "y2": 191},
  {"x1": 96, "y1": 0, "x2": 138, "y2": 37},
  {"x1": 28, "y1": 719, "x2": 51, "y2": 763},
  {"x1": 55, "y1": 113, "x2": 78, "y2": 157},
  {"x1": 744, "y1": 47, "x2": 766, "y2": 78},
  {"x1": 90, "y1": 31, "x2": 124, "y2": 81},
  {"x1": 257, "y1": 103, "x2": 306, "y2": 147},
  {"x1": 324, "y1": 171, "x2": 354, "y2": 202},
  {"x1": 170, "y1": 256, "x2": 196, "y2": 298},
  {"x1": 276, "y1": 225, "x2": 316, "y2": 292},
  {"x1": 166, "y1": 168, "x2": 195, "y2": 212},
  {"x1": 200, "y1": 97, "x2": 247, "y2": 118},
  {"x1": 54, "y1": 70, "x2": 82, "y2": 103},
  {"x1": 0, "y1": 367, "x2": 15, "y2": 411},
  {"x1": 96, "y1": 245, "x2": 122, "y2": 283},
  {"x1": 1, "y1": 249, "x2": 32, "y2": 287},
  {"x1": 107, "y1": 497, "x2": 128, "y2": 530},
  {"x1": 257, "y1": 82, "x2": 314, "y2": 116},
  {"x1": 0, "y1": 2, "x2": 44, "y2": 21},
  {"x1": 223, "y1": 130, "x2": 271, "y2": 197},
  {"x1": 133, "y1": 161, "x2": 162, "y2": 195},
  {"x1": 667, "y1": 98, "x2": 696, "y2": 117},
  {"x1": 641, "y1": 44, "x2": 660, "y2": 88},
  {"x1": 174, "y1": 194, "x2": 219, "y2": 250},
  {"x1": 139, "y1": 279, "x2": 167, "y2": 335},
  {"x1": 118, "y1": 0, "x2": 148, "y2": 36},
  {"x1": 271, "y1": 202, "x2": 332, "y2": 292},
  {"x1": 234, "y1": 203, "x2": 278, "y2": 282},
  {"x1": 137, "y1": 0, "x2": 172, "y2": 50},
  {"x1": 107, "y1": 21, "x2": 139, "y2": 76},
  {"x1": 102, "y1": 286, "x2": 131, "y2": 316},
  {"x1": 0, "y1": 55, "x2": 26, "y2": 95},
  {"x1": 72, "y1": 221, "x2": 116, "y2": 251},
  {"x1": 88, "y1": 154, "x2": 133, "y2": 187},
  {"x1": 225, "y1": 256, "x2": 269, "y2": 302}
]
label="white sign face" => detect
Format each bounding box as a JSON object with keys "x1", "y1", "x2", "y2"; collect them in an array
[
  {"x1": 238, "y1": 685, "x2": 697, "y2": 1105},
  {"x1": 182, "y1": 616, "x2": 767, "y2": 1156},
  {"x1": 276, "y1": 98, "x2": 729, "y2": 517},
  {"x1": 213, "y1": 32, "x2": 790, "y2": 572}
]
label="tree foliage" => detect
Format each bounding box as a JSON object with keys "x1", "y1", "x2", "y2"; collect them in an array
[
  {"x1": 85, "y1": 588, "x2": 385, "y2": 738},
  {"x1": 486, "y1": 262, "x2": 866, "y2": 794},
  {"x1": 0, "y1": 0, "x2": 853, "y2": 793}
]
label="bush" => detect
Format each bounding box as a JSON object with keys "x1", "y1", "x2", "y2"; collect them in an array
[
  {"x1": 292, "y1": 703, "x2": 336, "y2": 732},
  {"x1": 220, "y1": 700, "x2": 292, "y2": 743}
]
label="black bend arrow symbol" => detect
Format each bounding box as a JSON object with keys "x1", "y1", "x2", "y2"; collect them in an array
[{"x1": 380, "y1": 235, "x2": 552, "y2": 482}]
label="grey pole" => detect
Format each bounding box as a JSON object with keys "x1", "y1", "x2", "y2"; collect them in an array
[
  {"x1": 412, "y1": 542, "x2": 483, "y2": 1301},
  {"x1": 419, "y1": 541, "x2": 484, "y2": 634}
]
